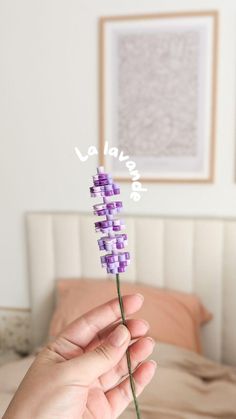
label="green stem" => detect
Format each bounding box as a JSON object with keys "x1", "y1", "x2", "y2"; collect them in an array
[{"x1": 116, "y1": 274, "x2": 141, "y2": 419}]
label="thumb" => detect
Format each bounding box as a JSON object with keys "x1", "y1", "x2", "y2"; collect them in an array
[{"x1": 66, "y1": 324, "x2": 130, "y2": 385}]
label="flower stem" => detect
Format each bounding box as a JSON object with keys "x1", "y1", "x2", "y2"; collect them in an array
[{"x1": 116, "y1": 274, "x2": 141, "y2": 419}]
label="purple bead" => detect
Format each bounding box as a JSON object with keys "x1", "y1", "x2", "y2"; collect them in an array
[
  {"x1": 105, "y1": 184, "x2": 112, "y2": 191},
  {"x1": 106, "y1": 255, "x2": 115, "y2": 263},
  {"x1": 96, "y1": 174, "x2": 108, "y2": 180},
  {"x1": 107, "y1": 202, "x2": 115, "y2": 209},
  {"x1": 97, "y1": 209, "x2": 106, "y2": 216},
  {"x1": 94, "y1": 179, "x2": 109, "y2": 187},
  {"x1": 113, "y1": 186, "x2": 120, "y2": 194},
  {"x1": 113, "y1": 226, "x2": 121, "y2": 231},
  {"x1": 101, "y1": 220, "x2": 108, "y2": 228}
]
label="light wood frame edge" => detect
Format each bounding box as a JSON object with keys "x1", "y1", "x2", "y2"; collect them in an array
[{"x1": 0, "y1": 306, "x2": 31, "y2": 312}]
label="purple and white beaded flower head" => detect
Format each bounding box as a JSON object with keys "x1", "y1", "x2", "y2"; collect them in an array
[{"x1": 90, "y1": 166, "x2": 130, "y2": 274}]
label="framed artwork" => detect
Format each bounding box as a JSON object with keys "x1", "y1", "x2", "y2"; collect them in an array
[{"x1": 99, "y1": 11, "x2": 218, "y2": 182}]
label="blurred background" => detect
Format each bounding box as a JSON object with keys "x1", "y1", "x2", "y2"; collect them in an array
[{"x1": 1, "y1": 0, "x2": 236, "y2": 418}]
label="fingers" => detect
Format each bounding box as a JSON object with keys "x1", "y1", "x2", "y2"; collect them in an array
[
  {"x1": 99, "y1": 336, "x2": 155, "y2": 392},
  {"x1": 65, "y1": 324, "x2": 131, "y2": 385},
  {"x1": 86, "y1": 319, "x2": 149, "y2": 351},
  {"x1": 56, "y1": 294, "x2": 144, "y2": 349},
  {"x1": 106, "y1": 360, "x2": 156, "y2": 418},
  {"x1": 44, "y1": 318, "x2": 148, "y2": 363}
]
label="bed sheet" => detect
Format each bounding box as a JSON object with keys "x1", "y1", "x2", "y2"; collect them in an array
[{"x1": 0, "y1": 344, "x2": 236, "y2": 418}]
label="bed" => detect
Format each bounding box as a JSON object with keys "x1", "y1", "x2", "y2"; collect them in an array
[{"x1": 1, "y1": 212, "x2": 236, "y2": 418}]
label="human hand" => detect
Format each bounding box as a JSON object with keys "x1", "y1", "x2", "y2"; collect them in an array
[{"x1": 3, "y1": 294, "x2": 156, "y2": 419}]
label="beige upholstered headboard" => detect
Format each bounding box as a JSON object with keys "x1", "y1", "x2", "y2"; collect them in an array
[{"x1": 26, "y1": 213, "x2": 236, "y2": 365}]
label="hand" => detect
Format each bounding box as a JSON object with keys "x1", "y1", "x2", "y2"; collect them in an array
[{"x1": 3, "y1": 294, "x2": 156, "y2": 419}]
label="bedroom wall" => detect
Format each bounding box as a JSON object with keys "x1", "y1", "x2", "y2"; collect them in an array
[{"x1": 1, "y1": 0, "x2": 236, "y2": 309}]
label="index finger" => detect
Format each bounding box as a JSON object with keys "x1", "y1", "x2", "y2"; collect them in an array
[{"x1": 58, "y1": 294, "x2": 144, "y2": 349}]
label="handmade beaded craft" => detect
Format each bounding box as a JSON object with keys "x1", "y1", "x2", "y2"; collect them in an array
[{"x1": 90, "y1": 166, "x2": 131, "y2": 274}]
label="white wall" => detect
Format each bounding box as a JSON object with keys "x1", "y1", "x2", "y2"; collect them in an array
[{"x1": 1, "y1": 0, "x2": 236, "y2": 309}]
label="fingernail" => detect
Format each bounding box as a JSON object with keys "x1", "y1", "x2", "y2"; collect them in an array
[
  {"x1": 108, "y1": 325, "x2": 129, "y2": 347},
  {"x1": 150, "y1": 360, "x2": 157, "y2": 369},
  {"x1": 146, "y1": 337, "x2": 155, "y2": 345},
  {"x1": 136, "y1": 293, "x2": 144, "y2": 302},
  {"x1": 141, "y1": 320, "x2": 150, "y2": 330}
]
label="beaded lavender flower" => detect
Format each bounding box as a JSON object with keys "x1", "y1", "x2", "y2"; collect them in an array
[
  {"x1": 90, "y1": 166, "x2": 141, "y2": 419},
  {"x1": 90, "y1": 167, "x2": 130, "y2": 275}
]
